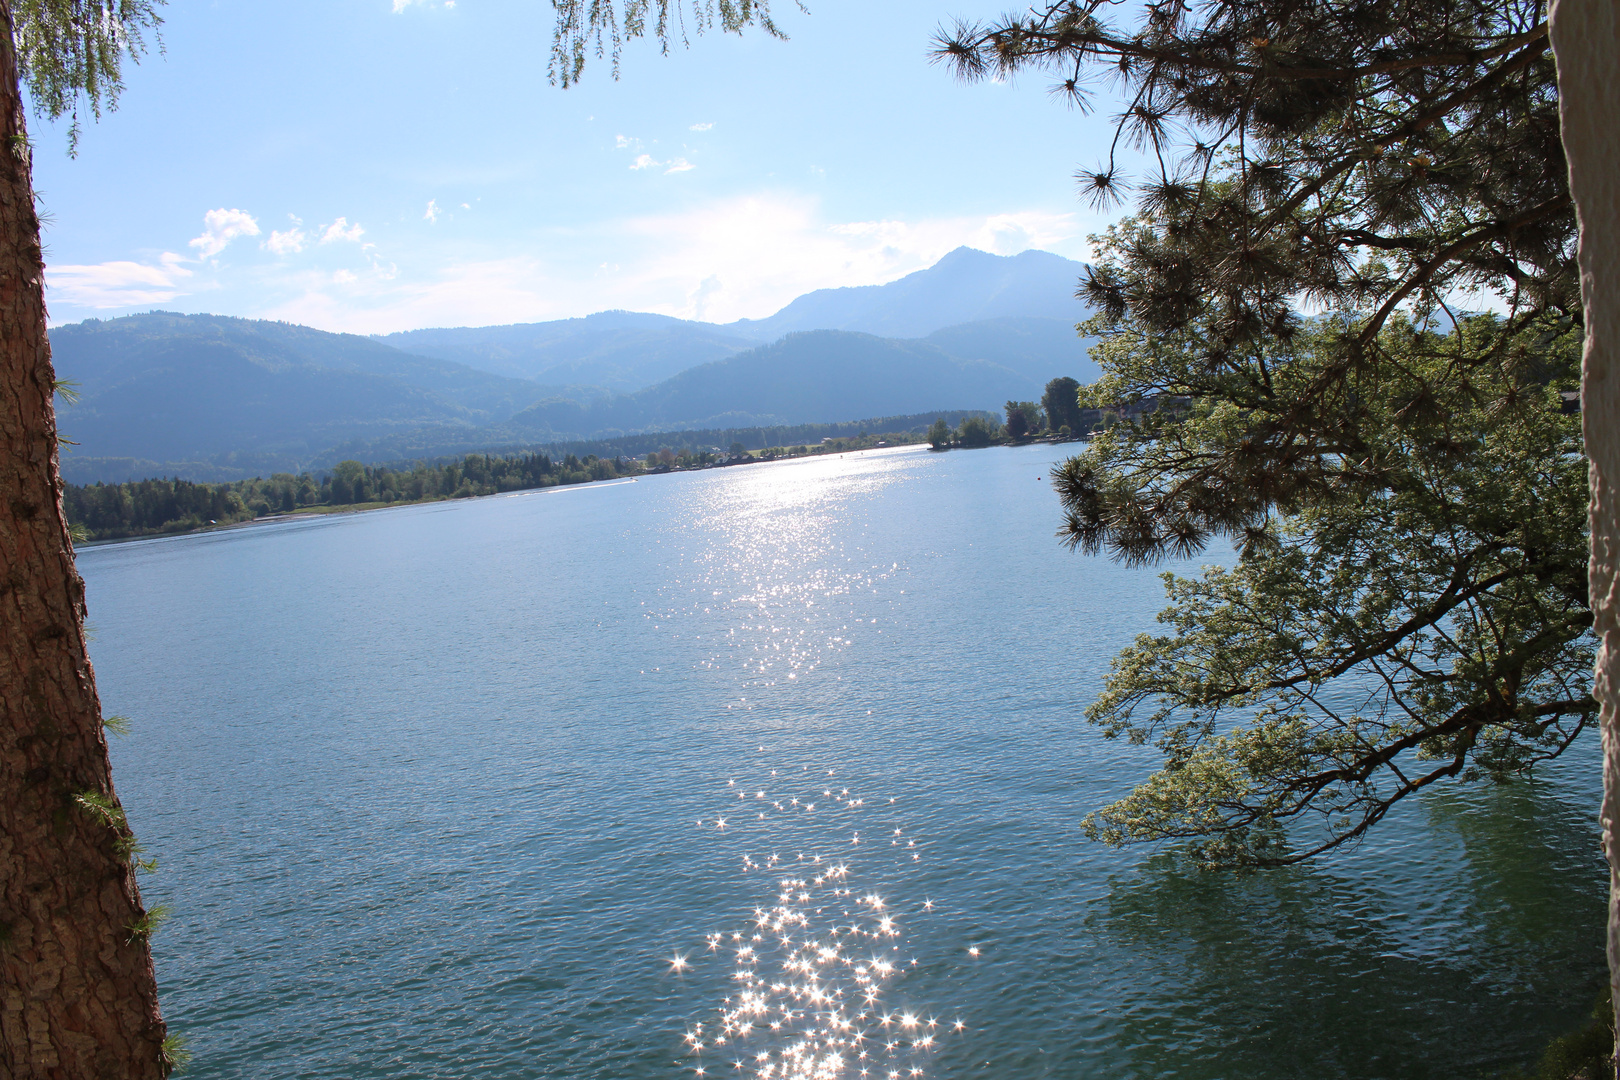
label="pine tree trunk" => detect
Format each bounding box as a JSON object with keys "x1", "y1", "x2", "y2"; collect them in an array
[
  {"x1": 0, "y1": 4, "x2": 169, "y2": 1075},
  {"x1": 1551, "y1": 1, "x2": 1620, "y2": 1072}
]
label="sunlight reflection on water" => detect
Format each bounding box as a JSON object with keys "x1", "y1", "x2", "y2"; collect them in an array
[
  {"x1": 662, "y1": 449, "x2": 922, "y2": 699},
  {"x1": 658, "y1": 450, "x2": 974, "y2": 1078},
  {"x1": 77, "y1": 444, "x2": 1606, "y2": 1080},
  {"x1": 675, "y1": 763, "x2": 968, "y2": 1080}
]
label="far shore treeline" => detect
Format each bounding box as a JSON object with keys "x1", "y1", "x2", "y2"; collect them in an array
[
  {"x1": 61, "y1": 410, "x2": 1009, "y2": 542},
  {"x1": 64, "y1": 454, "x2": 620, "y2": 541},
  {"x1": 61, "y1": 388, "x2": 1119, "y2": 543}
]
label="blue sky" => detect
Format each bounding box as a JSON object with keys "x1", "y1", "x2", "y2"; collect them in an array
[{"x1": 33, "y1": 0, "x2": 1127, "y2": 334}]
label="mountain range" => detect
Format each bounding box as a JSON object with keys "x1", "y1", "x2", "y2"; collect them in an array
[{"x1": 52, "y1": 247, "x2": 1098, "y2": 484}]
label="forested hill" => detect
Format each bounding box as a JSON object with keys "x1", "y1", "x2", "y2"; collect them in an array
[
  {"x1": 372, "y1": 247, "x2": 1090, "y2": 383},
  {"x1": 376, "y1": 311, "x2": 756, "y2": 390},
  {"x1": 51, "y1": 313, "x2": 569, "y2": 482},
  {"x1": 52, "y1": 317, "x2": 1094, "y2": 484},
  {"x1": 497, "y1": 329, "x2": 1065, "y2": 438},
  {"x1": 49, "y1": 248, "x2": 1096, "y2": 484}
]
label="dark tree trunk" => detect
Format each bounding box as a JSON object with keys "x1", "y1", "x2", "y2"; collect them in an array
[
  {"x1": 0, "y1": 4, "x2": 169, "y2": 1075},
  {"x1": 1551, "y1": 0, "x2": 1620, "y2": 1072}
]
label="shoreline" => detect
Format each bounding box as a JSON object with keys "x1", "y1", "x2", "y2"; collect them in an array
[{"x1": 73, "y1": 436, "x2": 1085, "y2": 548}]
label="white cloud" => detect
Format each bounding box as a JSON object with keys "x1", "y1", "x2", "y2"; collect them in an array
[
  {"x1": 48, "y1": 253, "x2": 192, "y2": 309},
  {"x1": 460, "y1": 202, "x2": 470, "y2": 210},
  {"x1": 629, "y1": 153, "x2": 694, "y2": 174},
  {"x1": 621, "y1": 135, "x2": 693, "y2": 173},
  {"x1": 424, "y1": 199, "x2": 440, "y2": 224},
  {"x1": 609, "y1": 195, "x2": 1084, "y2": 323},
  {"x1": 689, "y1": 122, "x2": 714, "y2": 132},
  {"x1": 264, "y1": 228, "x2": 306, "y2": 255},
  {"x1": 320, "y1": 217, "x2": 365, "y2": 244},
  {"x1": 828, "y1": 210, "x2": 1078, "y2": 260},
  {"x1": 47, "y1": 188, "x2": 1090, "y2": 334},
  {"x1": 189, "y1": 208, "x2": 260, "y2": 259},
  {"x1": 251, "y1": 195, "x2": 1088, "y2": 334},
  {"x1": 261, "y1": 256, "x2": 565, "y2": 333},
  {"x1": 689, "y1": 274, "x2": 723, "y2": 321}
]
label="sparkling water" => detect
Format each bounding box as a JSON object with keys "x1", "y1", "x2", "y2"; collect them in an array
[{"x1": 80, "y1": 443, "x2": 1606, "y2": 1079}]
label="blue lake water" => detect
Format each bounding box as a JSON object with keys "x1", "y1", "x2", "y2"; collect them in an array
[{"x1": 79, "y1": 443, "x2": 1606, "y2": 1079}]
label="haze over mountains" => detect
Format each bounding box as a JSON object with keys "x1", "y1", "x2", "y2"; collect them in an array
[
  {"x1": 53, "y1": 247, "x2": 1098, "y2": 484},
  {"x1": 377, "y1": 312, "x2": 752, "y2": 392},
  {"x1": 723, "y1": 247, "x2": 1086, "y2": 340}
]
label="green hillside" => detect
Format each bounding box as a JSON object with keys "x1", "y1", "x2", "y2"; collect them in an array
[{"x1": 502, "y1": 330, "x2": 1040, "y2": 438}]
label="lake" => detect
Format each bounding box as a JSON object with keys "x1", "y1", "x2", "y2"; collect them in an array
[{"x1": 79, "y1": 442, "x2": 1607, "y2": 1079}]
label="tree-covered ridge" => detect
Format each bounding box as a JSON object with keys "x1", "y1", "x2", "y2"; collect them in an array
[
  {"x1": 497, "y1": 329, "x2": 1061, "y2": 443},
  {"x1": 50, "y1": 311, "x2": 567, "y2": 477},
  {"x1": 52, "y1": 306, "x2": 1092, "y2": 483}
]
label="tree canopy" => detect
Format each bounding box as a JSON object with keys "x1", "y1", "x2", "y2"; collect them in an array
[
  {"x1": 13, "y1": 0, "x2": 163, "y2": 152},
  {"x1": 1077, "y1": 314, "x2": 1587, "y2": 866},
  {"x1": 940, "y1": 0, "x2": 1586, "y2": 866},
  {"x1": 547, "y1": 0, "x2": 793, "y2": 86},
  {"x1": 1042, "y1": 375, "x2": 1083, "y2": 434},
  {"x1": 1003, "y1": 399, "x2": 1044, "y2": 439}
]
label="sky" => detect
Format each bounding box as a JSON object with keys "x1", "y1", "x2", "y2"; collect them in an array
[{"x1": 32, "y1": 0, "x2": 1131, "y2": 334}]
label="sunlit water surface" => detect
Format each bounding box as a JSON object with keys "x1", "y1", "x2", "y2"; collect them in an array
[{"x1": 81, "y1": 444, "x2": 1605, "y2": 1079}]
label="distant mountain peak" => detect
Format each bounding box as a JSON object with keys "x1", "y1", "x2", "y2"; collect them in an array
[
  {"x1": 934, "y1": 245, "x2": 995, "y2": 264},
  {"x1": 721, "y1": 246, "x2": 1087, "y2": 341},
  {"x1": 46, "y1": 246, "x2": 1098, "y2": 483}
]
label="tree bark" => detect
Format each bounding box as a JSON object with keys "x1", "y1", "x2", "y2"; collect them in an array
[
  {"x1": 0, "y1": 4, "x2": 169, "y2": 1075},
  {"x1": 1551, "y1": 0, "x2": 1620, "y2": 1071}
]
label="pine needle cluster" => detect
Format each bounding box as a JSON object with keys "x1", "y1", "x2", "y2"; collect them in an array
[
  {"x1": 547, "y1": 0, "x2": 796, "y2": 87},
  {"x1": 940, "y1": 1, "x2": 1587, "y2": 865},
  {"x1": 12, "y1": 0, "x2": 163, "y2": 153}
]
